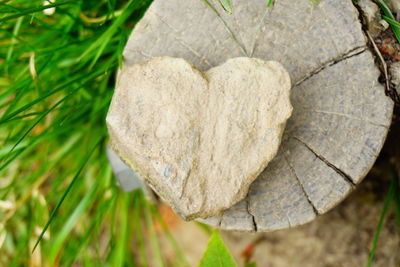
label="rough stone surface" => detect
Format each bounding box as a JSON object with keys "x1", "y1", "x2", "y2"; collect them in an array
[
  {"x1": 386, "y1": 0, "x2": 400, "y2": 13},
  {"x1": 118, "y1": 0, "x2": 394, "y2": 231},
  {"x1": 107, "y1": 57, "x2": 292, "y2": 219}
]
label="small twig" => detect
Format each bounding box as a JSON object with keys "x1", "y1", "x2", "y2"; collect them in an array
[
  {"x1": 366, "y1": 31, "x2": 390, "y2": 94},
  {"x1": 365, "y1": 31, "x2": 400, "y2": 104}
]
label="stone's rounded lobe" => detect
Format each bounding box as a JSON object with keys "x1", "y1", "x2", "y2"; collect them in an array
[{"x1": 107, "y1": 56, "x2": 292, "y2": 219}]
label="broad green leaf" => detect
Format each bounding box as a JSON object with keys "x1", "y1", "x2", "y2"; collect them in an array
[{"x1": 199, "y1": 231, "x2": 237, "y2": 267}]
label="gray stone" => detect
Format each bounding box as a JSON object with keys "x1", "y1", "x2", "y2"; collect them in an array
[
  {"x1": 116, "y1": 0, "x2": 394, "y2": 231},
  {"x1": 386, "y1": 0, "x2": 400, "y2": 13},
  {"x1": 106, "y1": 146, "x2": 145, "y2": 192},
  {"x1": 390, "y1": 61, "x2": 400, "y2": 95},
  {"x1": 357, "y1": 0, "x2": 389, "y2": 37},
  {"x1": 107, "y1": 57, "x2": 292, "y2": 219}
]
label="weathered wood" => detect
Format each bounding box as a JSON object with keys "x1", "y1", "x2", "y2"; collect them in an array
[{"x1": 120, "y1": 0, "x2": 394, "y2": 231}]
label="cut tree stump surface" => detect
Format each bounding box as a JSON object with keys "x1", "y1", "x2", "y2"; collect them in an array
[{"x1": 121, "y1": 0, "x2": 394, "y2": 231}]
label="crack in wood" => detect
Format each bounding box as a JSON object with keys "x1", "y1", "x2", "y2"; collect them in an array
[
  {"x1": 284, "y1": 155, "x2": 320, "y2": 215},
  {"x1": 294, "y1": 46, "x2": 367, "y2": 87},
  {"x1": 216, "y1": 213, "x2": 223, "y2": 228},
  {"x1": 245, "y1": 198, "x2": 257, "y2": 232},
  {"x1": 295, "y1": 107, "x2": 390, "y2": 129},
  {"x1": 291, "y1": 136, "x2": 357, "y2": 187}
]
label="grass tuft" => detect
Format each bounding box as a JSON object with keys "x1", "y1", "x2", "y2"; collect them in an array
[{"x1": 0, "y1": 0, "x2": 190, "y2": 265}]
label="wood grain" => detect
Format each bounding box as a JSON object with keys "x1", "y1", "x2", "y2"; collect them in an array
[{"x1": 120, "y1": 0, "x2": 394, "y2": 231}]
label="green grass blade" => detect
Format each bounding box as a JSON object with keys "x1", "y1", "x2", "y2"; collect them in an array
[
  {"x1": 0, "y1": 0, "x2": 76, "y2": 23},
  {"x1": 382, "y1": 15, "x2": 400, "y2": 28},
  {"x1": 133, "y1": 191, "x2": 149, "y2": 267},
  {"x1": 143, "y1": 199, "x2": 165, "y2": 267},
  {"x1": 5, "y1": 16, "x2": 23, "y2": 74},
  {"x1": 152, "y1": 206, "x2": 190, "y2": 267},
  {"x1": 47, "y1": 166, "x2": 103, "y2": 263},
  {"x1": 31, "y1": 137, "x2": 103, "y2": 253},
  {"x1": 79, "y1": 0, "x2": 149, "y2": 67},
  {"x1": 4, "y1": 92, "x2": 71, "y2": 160},
  {"x1": 0, "y1": 65, "x2": 112, "y2": 124},
  {"x1": 65, "y1": 190, "x2": 116, "y2": 266},
  {"x1": 0, "y1": 131, "x2": 47, "y2": 172},
  {"x1": 1, "y1": 0, "x2": 153, "y2": 264},
  {"x1": 367, "y1": 174, "x2": 397, "y2": 267},
  {"x1": 110, "y1": 192, "x2": 130, "y2": 267},
  {"x1": 216, "y1": 0, "x2": 232, "y2": 14},
  {"x1": 377, "y1": 0, "x2": 400, "y2": 43},
  {"x1": 392, "y1": 172, "x2": 400, "y2": 230}
]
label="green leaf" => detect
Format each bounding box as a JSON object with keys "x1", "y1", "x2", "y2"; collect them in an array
[{"x1": 198, "y1": 231, "x2": 237, "y2": 267}]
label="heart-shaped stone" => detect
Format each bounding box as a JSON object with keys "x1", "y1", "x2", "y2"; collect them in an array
[{"x1": 106, "y1": 57, "x2": 292, "y2": 219}]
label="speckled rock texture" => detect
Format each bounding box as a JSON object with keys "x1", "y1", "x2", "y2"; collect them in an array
[
  {"x1": 114, "y1": 0, "x2": 394, "y2": 231},
  {"x1": 107, "y1": 57, "x2": 292, "y2": 219}
]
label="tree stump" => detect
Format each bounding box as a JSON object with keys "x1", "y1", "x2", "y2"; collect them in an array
[{"x1": 120, "y1": 0, "x2": 394, "y2": 231}]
